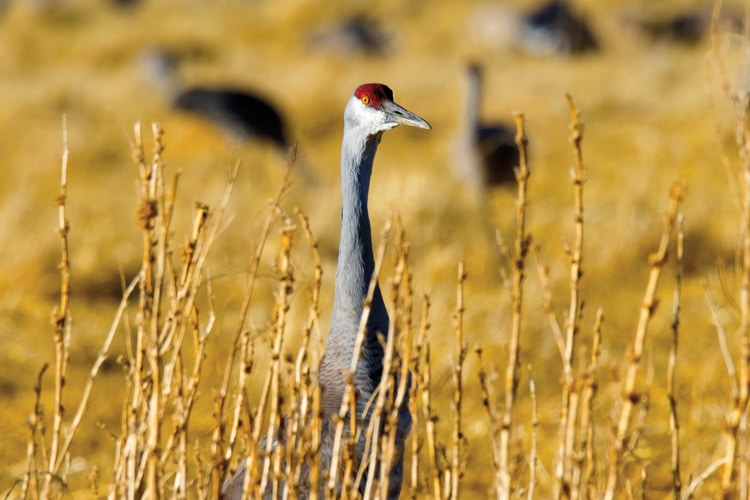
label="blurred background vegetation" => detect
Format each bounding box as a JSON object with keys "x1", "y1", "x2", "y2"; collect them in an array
[{"x1": 0, "y1": 0, "x2": 748, "y2": 496}]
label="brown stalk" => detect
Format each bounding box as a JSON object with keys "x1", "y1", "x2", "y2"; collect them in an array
[
  {"x1": 21, "y1": 364, "x2": 48, "y2": 499},
  {"x1": 361, "y1": 310, "x2": 396, "y2": 497},
  {"x1": 528, "y1": 365, "x2": 538, "y2": 500},
  {"x1": 296, "y1": 207, "x2": 323, "y2": 500},
  {"x1": 709, "y1": 3, "x2": 750, "y2": 495},
  {"x1": 704, "y1": 282, "x2": 739, "y2": 397},
  {"x1": 369, "y1": 220, "x2": 414, "y2": 498},
  {"x1": 668, "y1": 214, "x2": 684, "y2": 499},
  {"x1": 421, "y1": 341, "x2": 441, "y2": 500},
  {"x1": 604, "y1": 183, "x2": 684, "y2": 500},
  {"x1": 219, "y1": 163, "x2": 293, "y2": 494},
  {"x1": 259, "y1": 212, "x2": 296, "y2": 496},
  {"x1": 410, "y1": 294, "x2": 431, "y2": 498},
  {"x1": 144, "y1": 123, "x2": 167, "y2": 500},
  {"x1": 555, "y1": 94, "x2": 587, "y2": 499},
  {"x1": 56, "y1": 274, "x2": 140, "y2": 475},
  {"x1": 572, "y1": 308, "x2": 602, "y2": 500},
  {"x1": 450, "y1": 261, "x2": 467, "y2": 499},
  {"x1": 498, "y1": 111, "x2": 530, "y2": 497},
  {"x1": 476, "y1": 348, "x2": 502, "y2": 499},
  {"x1": 387, "y1": 223, "x2": 415, "y2": 490},
  {"x1": 108, "y1": 123, "x2": 234, "y2": 497},
  {"x1": 41, "y1": 116, "x2": 72, "y2": 499},
  {"x1": 532, "y1": 244, "x2": 566, "y2": 360}
]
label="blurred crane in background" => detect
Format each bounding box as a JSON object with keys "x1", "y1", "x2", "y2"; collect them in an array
[
  {"x1": 307, "y1": 13, "x2": 392, "y2": 56},
  {"x1": 454, "y1": 61, "x2": 520, "y2": 194},
  {"x1": 139, "y1": 48, "x2": 289, "y2": 152},
  {"x1": 470, "y1": 0, "x2": 598, "y2": 56}
]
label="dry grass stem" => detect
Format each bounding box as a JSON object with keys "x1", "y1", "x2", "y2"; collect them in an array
[
  {"x1": 571, "y1": 308, "x2": 602, "y2": 500},
  {"x1": 411, "y1": 294, "x2": 431, "y2": 498},
  {"x1": 527, "y1": 365, "x2": 538, "y2": 500},
  {"x1": 40, "y1": 117, "x2": 73, "y2": 499},
  {"x1": 476, "y1": 347, "x2": 502, "y2": 499},
  {"x1": 668, "y1": 214, "x2": 685, "y2": 499},
  {"x1": 220, "y1": 161, "x2": 292, "y2": 496},
  {"x1": 21, "y1": 365, "x2": 49, "y2": 499},
  {"x1": 555, "y1": 94, "x2": 587, "y2": 499},
  {"x1": 450, "y1": 261, "x2": 467, "y2": 499},
  {"x1": 373, "y1": 220, "x2": 414, "y2": 499},
  {"x1": 532, "y1": 244, "x2": 566, "y2": 361},
  {"x1": 422, "y1": 340, "x2": 441, "y2": 499},
  {"x1": 497, "y1": 111, "x2": 531, "y2": 498},
  {"x1": 709, "y1": 9, "x2": 750, "y2": 493},
  {"x1": 604, "y1": 183, "x2": 684, "y2": 500}
]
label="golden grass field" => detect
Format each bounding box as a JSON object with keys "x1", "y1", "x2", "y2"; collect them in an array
[{"x1": 2, "y1": 0, "x2": 750, "y2": 497}]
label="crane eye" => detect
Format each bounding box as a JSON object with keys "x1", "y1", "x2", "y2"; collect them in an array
[{"x1": 361, "y1": 95, "x2": 370, "y2": 105}]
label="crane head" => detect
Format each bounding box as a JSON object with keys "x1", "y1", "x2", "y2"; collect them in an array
[{"x1": 346, "y1": 83, "x2": 431, "y2": 136}]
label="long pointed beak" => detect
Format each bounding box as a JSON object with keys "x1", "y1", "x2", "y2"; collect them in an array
[{"x1": 383, "y1": 99, "x2": 432, "y2": 130}]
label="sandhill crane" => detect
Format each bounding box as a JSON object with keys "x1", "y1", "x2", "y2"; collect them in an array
[
  {"x1": 454, "y1": 62, "x2": 519, "y2": 193},
  {"x1": 520, "y1": 0, "x2": 598, "y2": 55},
  {"x1": 222, "y1": 83, "x2": 431, "y2": 499},
  {"x1": 308, "y1": 14, "x2": 392, "y2": 56},
  {"x1": 621, "y1": 6, "x2": 742, "y2": 46},
  {"x1": 140, "y1": 49, "x2": 289, "y2": 152},
  {"x1": 469, "y1": 0, "x2": 597, "y2": 56}
]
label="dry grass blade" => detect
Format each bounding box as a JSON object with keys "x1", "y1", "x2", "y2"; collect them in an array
[
  {"x1": 555, "y1": 94, "x2": 587, "y2": 499},
  {"x1": 527, "y1": 365, "x2": 538, "y2": 500},
  {"x1": 421, "y1": 341, "x2": 440, "y2": 499},
  {"x1": 450, "y1": 262, "x2": 467, "y2": 499},
  {"x1": 708, "y1": 6, "x2": 750, "y2": 492},
  {"x1": 497, "y1": 111, "x2": 531, "y2": 498},
  {"x1": 20, "y1": 365, "x2": 48, "y2": 499},
  {"x1": 604, "y1": 183, "x2": 684, "y2": 500},
  {"x1": 40, "y1": 116, "x2": 72, "y2": 499},
  {"x1": 411, "y1": 294, "x2": 431, "y2": 498},
  {"x1": 532, "y1": 244, "x2": 566, "y2": 361},
  {"x1": 476, "y1": 347, "x2": 502, "y2": 499},
  {"x1": 571, "y1": 308, "x2": 602, "y2": 500},
  {"x1": 372, "y1": 219, "x2": 414, "y2": 499},
  {"x1": 219, "y1": 160, "x2": 293, "y2": 494},
  {"x1": 668, "y1": 214, "x2": 685, "y2": 499}
]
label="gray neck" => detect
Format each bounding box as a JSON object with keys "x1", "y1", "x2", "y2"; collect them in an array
[
  {"x1": 463, "y1": 68, "x2": 481, "y2": 141},
  {"x1": 336, "y1": 128, "x2": 378, "y2": 307},
  {"x1": 320, "y1": 124, "x2": 388, "y2": 415},
  {"x1": 455, "y1": 67, "x2": 485, "y2": 191}
]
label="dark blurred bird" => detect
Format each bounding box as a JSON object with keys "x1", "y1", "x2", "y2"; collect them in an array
[
  {"x1": 454, "y1": 62, "x2": 519, "y2": 193},
  {"x1": 109, "y1": 0, "x2": 141, "y2": 9},
  {"x1": 308, "y1": 14, "x2": 392, "y2": 56},
  {"x1": 173, "y1": 88, "x2": 289, "y2": 149},
  {"x1": 519, "y1": 0, "x2": 598, "y2": 55},
  {"x1": 622, "y1": 7, "x2": 742, "y2": 46},
  {"x1": 140, "y1": 49, "x2": 289, "y2": 152},
  {"x1": 469, "y1": 0, "x2": 598, "y2": 56}
]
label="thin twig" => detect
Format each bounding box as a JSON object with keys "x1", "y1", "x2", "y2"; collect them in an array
[
  {"x1": 41, "y1": 116, "x2": 72, "y2": 499},
  {"x1": 556, "y1": 94, "x2": 587, "y2": 499},
  {"x1": 450, "y1": 262, "x2": 467, "y2": 499},
  {"x1": 604, "y1": 183, "x2": 684, "y2": 500},
  {"x1": 668, "y1": 214, "x2": 685, "y2": 499},
  {"x1": 498, "y1": 111, "x2": 530, "y2": 498}
]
